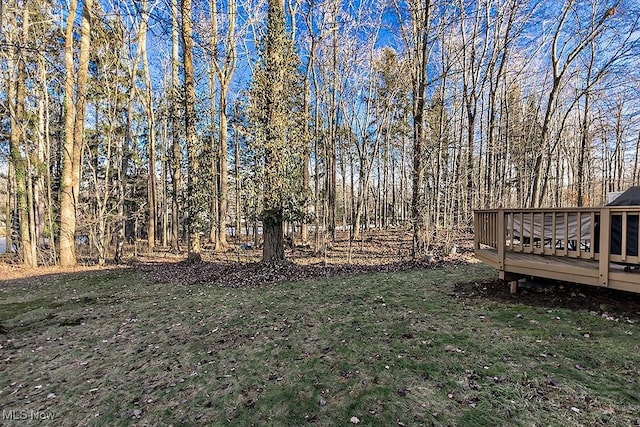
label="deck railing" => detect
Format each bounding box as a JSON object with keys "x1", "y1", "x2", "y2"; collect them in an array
[{"x1": 474, "y1": 207, "x2": 640, "y2": 286}]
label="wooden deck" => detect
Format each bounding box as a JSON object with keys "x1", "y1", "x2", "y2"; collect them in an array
[{"x1": 474, "y1": 208, "x2": 640, "y2": 293}]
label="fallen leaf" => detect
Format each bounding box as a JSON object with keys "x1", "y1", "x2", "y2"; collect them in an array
[
  {"x1": 444, "y1": 344, "x2": 464, "y2": 353},
  {"x1": 546, "y1": 378, "x2": 562, "y2": 387},
  {"x1": 340, "y1": 370, "x2": 353, "y2": 379}
]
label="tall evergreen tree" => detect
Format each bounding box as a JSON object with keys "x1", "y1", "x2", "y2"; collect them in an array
[{"x1": 250, "y1": 0, "x2": 304, "y2": 262}]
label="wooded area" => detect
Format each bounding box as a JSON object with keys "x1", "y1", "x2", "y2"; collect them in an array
[{"x1": 1, "y1": 0, "x2": 639, "y2": 267}]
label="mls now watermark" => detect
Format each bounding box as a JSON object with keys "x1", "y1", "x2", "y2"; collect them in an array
[{"x1": 2, "y1": 409, "x2": 56, "y2": 421}]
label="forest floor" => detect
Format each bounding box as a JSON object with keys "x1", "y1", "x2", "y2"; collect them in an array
[
  {"x1": 0, "y1": 228, "x2": 474, "y2": 286},
  {"x1": 1, "y1": 241, "x2": 640, "y2": 425}
]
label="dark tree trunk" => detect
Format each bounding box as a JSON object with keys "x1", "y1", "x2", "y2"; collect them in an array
[{"x1": 262, "y1": 211, "x2": 284, "y2": 262}]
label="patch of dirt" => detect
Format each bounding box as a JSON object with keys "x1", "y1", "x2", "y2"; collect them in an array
[{"x1": 454, "y1": 278, "x2": 640, "y2": 320}]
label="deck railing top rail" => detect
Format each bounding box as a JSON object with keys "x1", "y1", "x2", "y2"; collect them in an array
[{"x1": 475, "y1": 206, "x2": 640, "y2": 213}]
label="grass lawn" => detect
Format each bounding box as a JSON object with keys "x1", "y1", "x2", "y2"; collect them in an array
[{"x1": 0, "y1": 263, "x2": 638, "y2": 426}]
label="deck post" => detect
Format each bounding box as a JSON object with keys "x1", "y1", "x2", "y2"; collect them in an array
[
  {"x1": 509, "y1": 281, "x2": 518, "y2": 294},
  {"x1": 621, "y1": 212, "x2": 627, "y2": 263},
  {"x1": 599, "y1": 208, "x2": 610, "y2": 287},
  {"x1": 473, "y1": 212, "x2": 478, "y2": 250},
  {"x1": 498, "y1": 209, "x2": 505, "y2": 271}
]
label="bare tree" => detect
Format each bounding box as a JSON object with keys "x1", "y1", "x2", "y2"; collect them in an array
[
  {"x1": 170, "y1": 0, "x2": 182, "y2": 252},
  {"x1": 60, "y1": 0, "x2": 94, "y2": 266},
  {"x1": 529, "y1": 0, "x2": 621, "y2": 207},
  {"x1": 209, "y1": 0, "x2": 238, "y2": 250},
  {"x1": 395, "y1": 0, "x2": 433, "y2": 258},
  {"x1": 140, "y1": 0, "x2": 158, "y2": 250}
]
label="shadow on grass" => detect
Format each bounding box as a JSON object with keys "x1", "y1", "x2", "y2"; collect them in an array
[
  {"x1": 454, "y1": 277, "x2": 640, "y2": 320},
  {"x1": 0, "y1": 265, "x2": 136, "y2": 332},
  {"x1": 0, "y1": 264, "x2": 135, "y2": 288}
]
